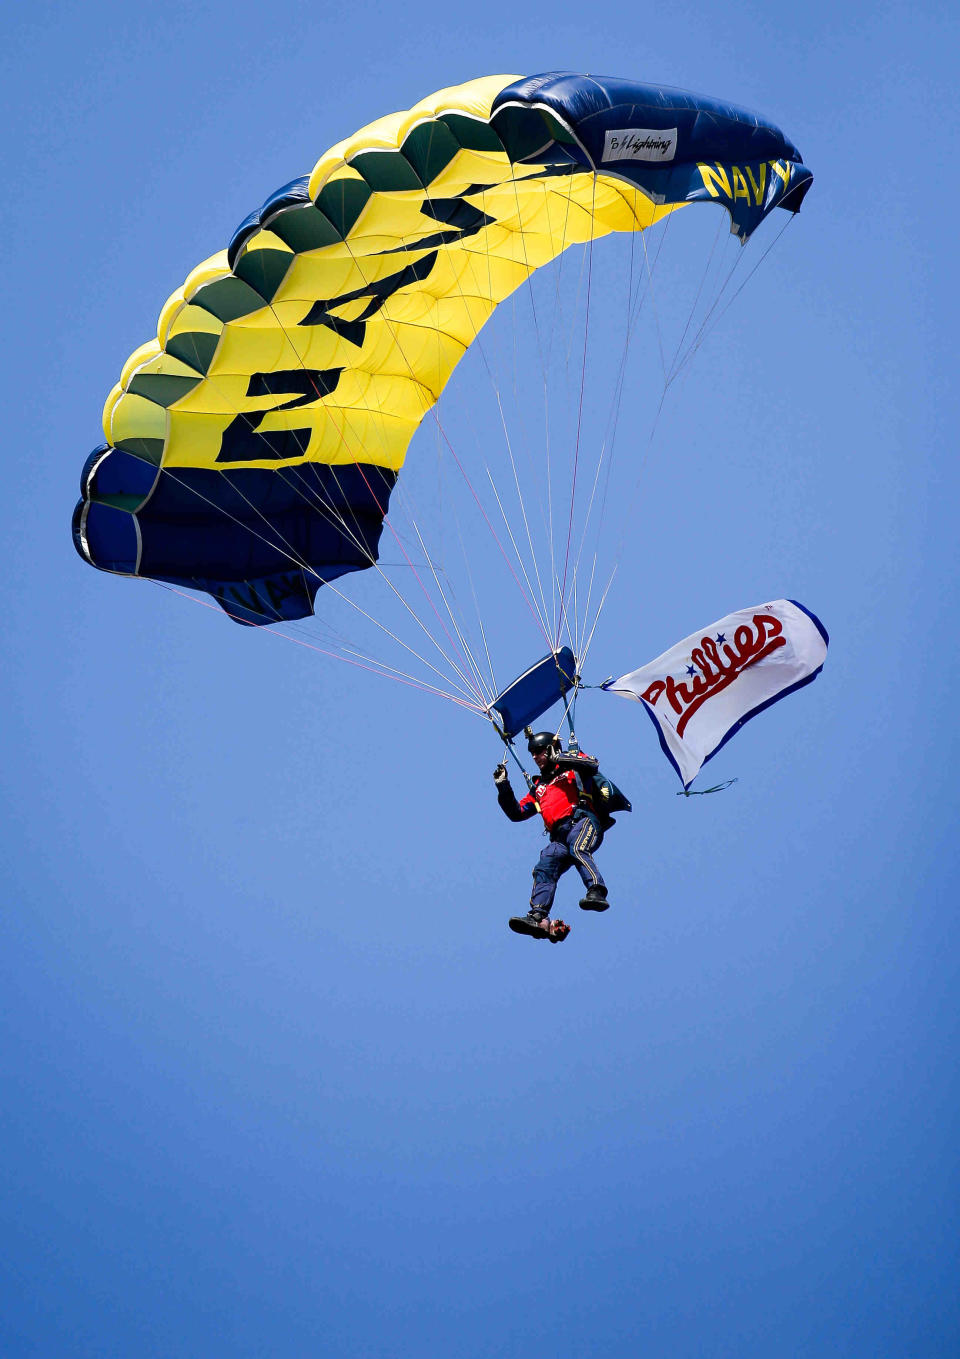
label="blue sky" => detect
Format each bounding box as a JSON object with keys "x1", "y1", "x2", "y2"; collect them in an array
[{"x1": 2, "y1": 2, "x2": 958, "y2": 1355}]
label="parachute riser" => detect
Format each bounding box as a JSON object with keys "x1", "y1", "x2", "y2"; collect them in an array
[
  {"x1": 488, "y1": 713, "x2": 536, "y2": 790},
  {"x1": 555, "y1": 673, "x2": 581, "y2": 753}
]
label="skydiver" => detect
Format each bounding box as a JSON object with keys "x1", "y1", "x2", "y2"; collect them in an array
[{"x1": 493, "y1": 731, "x2": 609, "y2": 942}]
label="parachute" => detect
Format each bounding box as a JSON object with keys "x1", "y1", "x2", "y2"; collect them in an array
[{"x1": 73, "y1": 71, "x2": 811, "y2": 637}]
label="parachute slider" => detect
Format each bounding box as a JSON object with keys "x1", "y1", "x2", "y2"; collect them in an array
[{"x1": 487, "y1": 647, "x2": 577, "y2": 739}]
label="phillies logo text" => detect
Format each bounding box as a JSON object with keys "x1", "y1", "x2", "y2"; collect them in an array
[{"x1": 642, "y1": 613, "x2": 787, "y2": 737}]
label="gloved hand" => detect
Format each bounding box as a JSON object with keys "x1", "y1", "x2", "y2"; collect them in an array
[{"x1": 493, "y1": 762, "x2": 509, "y2": 785}]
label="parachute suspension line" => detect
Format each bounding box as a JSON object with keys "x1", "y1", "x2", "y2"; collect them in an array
[
  {"x1": 168, "y1": 303, "x2": 485, "y2": 708},
  {"x1": 636, "y1": 215, "x2": 696, "y2": 440},
  {"x1": 379, "y1": 212, "x2": 507, "y2": 708},
  {"x1": 422, "y1": 292, "x2": 557, "y2": 675},
  {"x1": 436, "y1": 209, "x2": 556, "y2": 646},
  {"x1": 439, "y1": 427, "x2": 501, "y2": 703},
  {"x1": 391, "y1": 479, "x2": 497, "y2": 708},
  {"x1": 258, "y1": 240, "x2": 483, "y2": 697},
  {"x1": 489, "y1": 717, "x2": 535, "y2": 791},
  {"x1": 661, "y1": 208, "x2": 728, "y2": 391},
  {"x1": 555, "y1": 174, "x2": 598, "y2": 652},
  {"x1": 317, "y1": 197, "x2": 560, "y2": 705},
  {"x1": 255, "y1": 451, "x2": 486, "y2": 708},
  {"x1": 577, "y1": 214, "x2": 679, "y2": 670},
  {"x1": 557, "y1": 187, "x2": 595, "y2": 657},
  {"x1": 282, "y1": 453, "x2": 489, "y2": 709},
  {"x1": 158, "y1": 464, "x2": 484, "y2": 708},
  {"x1": 342, "y1": 440, "x2": 492, "y2": 708},
  {"x1": 540, "y1": 173, "x2": 584, "y2": 644},
  {"x1": 570, "y1": 188, "x2": 648, "y2": 658},
  {"x1": 481, "y1": 167, "x2": 580, "y2": 653},
  {"x1": 265, "y1": 608, "x2": 486, "y2": 710},
  {"x1": 649, "y1": 212, "x2": 792, "y2": 445},
  {"x1": 411, "y1": 261, "x2": 514, "y2": 711},
  {"x1": 489, "y1": 386, "x2": 554, "y2": 637},
  {"x1": 294, "y1": 601, "x2": 485, "y2": 709},
  {"x1": 653, "y1": 252, "x2": 746, "y2": 434},
  {"x1": 609, "y1": 209, "x2": 677, "y2": 460},
  {"x1": 258, "y1": 284, "x2": 494, "y2": 711},
  {"x1": 422, "y1": 415, "x2": 502, "y2": 705},
  {"x1": 149, "y1": 580, "x2": 487, "y2": 714},
  {"x1": 277, "y1": 463, "x2": 375, "y2": 563},
  {"x1": 508, "y1": 165, "x2": 550, "y2": 391},
  {"x1": 482, "y1": 463, "x2": 554, "y2": 644},
  {"x1": 669, "y1": 212, "x2": 795, "y2": 388},
  {"x1": 568, "y1": 229, "x2": 636, "y2": 657},
  {"x1": 550, "y1": 669, "x2": 580, "y2": 750},
  {"x1": 371, "y1": 193, "x2": 555, "y2": 656},
  {"x1": 426, "y1": 204, "x2": 554, "y2": 649},
  {"x1": 254, "y1": 186, "x2": 640, "y2": 701},
  {"x1": 578, "y1": 561, "x2": 619, "y2": 675},
  {"x1": 546, "y1": 176, "x2": 579, "y2": 641},
  {"x1": 384, "y1": 168, "x2": 554, "y2": 657},
  {"x1": 475, "y1": 168, "x2": 560, "y2": 649},
  {"x1": 425, "y1": 164, "x2": 564, "y2": 655},
  {"x1": 580, "y1": 215, "x2": 721, "y2": 661},
  {"x1": 563, "y1": 205, "x2": 595, "y2": 370},
  {"x1": 612, "y1": 198, "x2": 673, "y2": 373},
  {"x1": 487, "y1": 181, "x2": 567, "y2": 644},
  {"x1": 571, "y1": 573, "x2": 579, "y2": 657},
  {"x1": 486, "y1": 173, "x2": 579, "y2": 645},
  {"x1": 271, "y1": 605, "x2": 440, "y2": 691},
  {"x1": 546, "y1": 173, "x2": 578, "y2": 374},
  {"x1": 581, "y1": 212, "x2": 793, "y2": 671},
  {"x1": 429, "y1": 410, "x2": 555, "y2": 653},
  {"x1": 546, "y1": 173, "x2": 581, "y2": 641},
  {"x1": 410, "y1": 168, "x2": 588, "y2": 668},
  {"x1": 375, "y1": 181, "x2": 550, "y2": 680},
  {"x1": 640, "y1": 219, "x2": 671, "y2": 392}
]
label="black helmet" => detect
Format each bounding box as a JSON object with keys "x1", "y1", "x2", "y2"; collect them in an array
[{"x1": 527, "y1": 731, "x2": 559, "y2": 758}]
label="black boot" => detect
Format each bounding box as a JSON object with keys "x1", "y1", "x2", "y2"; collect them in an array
[
  {"x1": 508, "y1": 909, "x2": 570, "y2": 942},
  {"x1": 509, "y1": 908, "x2": 548, "y2": 938},
  {"x1": 579, "y1": 885, "x2": 609, "y2": 912}
]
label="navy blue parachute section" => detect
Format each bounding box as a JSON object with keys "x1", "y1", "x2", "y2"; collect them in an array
[
  {"x1": 490, "y1": 73, "x2": 811, "y2": 240},
  {"x1": 73, "y1": 448, "x2": 395, "y2": 625}
]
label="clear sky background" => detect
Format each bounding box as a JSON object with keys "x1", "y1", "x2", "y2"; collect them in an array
[{"x1": 2, "y1": 2, "x2": 958, "y2": 1356}]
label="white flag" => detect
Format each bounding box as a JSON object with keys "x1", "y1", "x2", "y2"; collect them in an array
[{"x1": 602, "y1": 599, "x2": 828, "y2": 789}]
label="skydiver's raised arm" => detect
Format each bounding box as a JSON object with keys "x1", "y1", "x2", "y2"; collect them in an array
[{"x1": 493, "y1": 763, "x2": 536, "y2": 822}]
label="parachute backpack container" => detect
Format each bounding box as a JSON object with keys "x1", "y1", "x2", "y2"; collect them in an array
[
  {"x1": 73, "y1": 72, "x2": 812, "y2": 632},
  {"x1": 488, "y1": 648, "x2": 577, "y2": 739}
]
